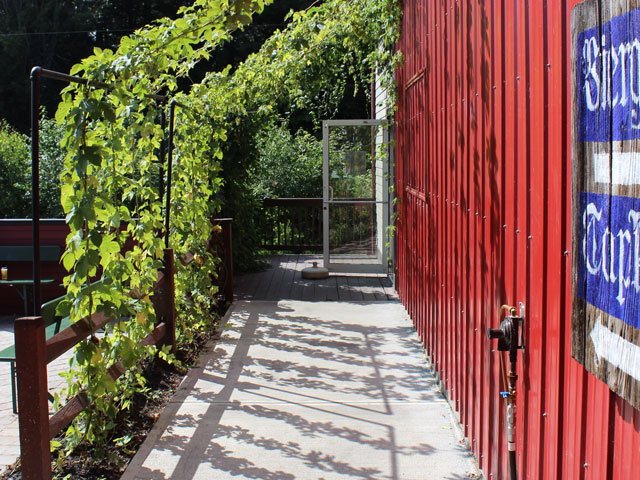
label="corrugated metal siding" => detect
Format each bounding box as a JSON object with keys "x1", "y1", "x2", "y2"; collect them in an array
[{"x1": 395, "y1": 1, "x2": 640, "y2": 479}]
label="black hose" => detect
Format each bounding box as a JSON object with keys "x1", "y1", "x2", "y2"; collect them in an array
[{"x1": 509, "y1": 450, "x2": 517, "y2": 480}]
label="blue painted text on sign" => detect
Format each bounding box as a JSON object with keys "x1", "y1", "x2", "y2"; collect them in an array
[
  {"x1": 578, "y1": 7, "x2": 640, "y2": 141},
  {"x1": 578, "y1": 192, "x2": 640, "y2": 328}
]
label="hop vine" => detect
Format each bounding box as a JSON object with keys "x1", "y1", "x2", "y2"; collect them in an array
[{"x1": 54, "y1": 0, "x2": 401, "y2": 456}]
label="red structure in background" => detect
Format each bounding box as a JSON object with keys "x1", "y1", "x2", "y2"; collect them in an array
[
  {"x1": 0, "y1": 220, "x2": 68, "y2": 315},
  {"x1": 395, "y1": 1, "x2": 639, "y2": 479}
]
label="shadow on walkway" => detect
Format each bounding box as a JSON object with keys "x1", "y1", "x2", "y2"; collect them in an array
[{"x1": 122, "y1": 300, "x2": 479, "y2": 480}]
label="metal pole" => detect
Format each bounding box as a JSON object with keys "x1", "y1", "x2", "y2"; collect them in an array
[
  {"x1": 164, "y1": 100, "x2": 187, "y2": 249},
  {"x1": 30, "y1": 67, "x2": 41, "y2": 316},
  {"x1": 27, "y1": 66, "x2": 168, "y2": 311},
  {"x1": 165, "y1": 102, "x2": 176, "y2": 248},
  {"x1": 33, "y1": 67, "x2": 104, "y2": 88},
  {"x1": 159, "y1": 109, "x2": 166, "y2": 204}
]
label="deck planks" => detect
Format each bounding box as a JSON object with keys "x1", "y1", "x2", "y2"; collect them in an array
[{"x1": 235, "y1": 254, "x2": 398, "y2": 302}]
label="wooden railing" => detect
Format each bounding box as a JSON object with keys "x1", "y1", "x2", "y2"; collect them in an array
[
  {"x1": 12, "y1": 216, "x2": 235, "y2": 479},
  {"x1": 327, "y1": 201, "x2": 376, "y2": 255},
  {"x1": 15, "y1": 248, "x2": 177, "y2": 479},
  {"x1": 261, "y1": 198, "x2": 323, "y2": 252},
  {"x1": 260, "y1": 198, "x2": 376, "y2": 254}
]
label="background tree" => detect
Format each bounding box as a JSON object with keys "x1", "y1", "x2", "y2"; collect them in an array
[
  {"x1": 0, "y1": 0, "x2": 316, "y2": 132},
  {"x1": 0, "y1": 115, "x2": 64, "y2": 217},
  {"x1": 250, "y1": 122, "x2": 322, "y2": 199},
  {"x1": 0, "y1": 121, "x2": 30, "y2": 217}
]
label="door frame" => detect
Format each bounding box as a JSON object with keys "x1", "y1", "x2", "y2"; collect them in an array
[{"x1": 322, "y1": 119, "x2": 389, "y2": 273}]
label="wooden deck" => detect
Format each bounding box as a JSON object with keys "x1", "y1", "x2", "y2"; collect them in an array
[{"x1": 234, "y1": 254, "x2": 398, "y2": 301}]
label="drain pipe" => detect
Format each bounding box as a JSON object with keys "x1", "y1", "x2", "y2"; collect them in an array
[{"x1": 488, "y1": 303, "x2": 525, "y2": 480}]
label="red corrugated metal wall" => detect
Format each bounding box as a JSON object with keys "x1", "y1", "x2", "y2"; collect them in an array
[{"x1": 395, "y1": 1, "x2": 640, "y2": 479}]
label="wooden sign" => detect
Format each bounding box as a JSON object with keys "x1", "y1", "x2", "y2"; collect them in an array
[{"x1": 572, "y1": 0, "x2": 640, "y2": 410}]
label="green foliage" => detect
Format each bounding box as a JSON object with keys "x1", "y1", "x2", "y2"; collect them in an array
[
  {"x1": 37, "y1": 116, "x2": 66, "y2": 218},
  {"x1": 211, "y1": 0, "x2": 401, "y2": 270},
  {"x1": 0, "y1": 0, "x2": 193, "y2": 132},
  {"x1": 217, "y1": 112, "x2": 267, "y2": 273},
  {"x1": 54, "y1": 0, "x2": 276, "y2": 455},
  {"x1": 0, "y1": 116, "x2": 65, "y2": 218},
  {"x1": 0, "y1": 121, "x2": 30, "y2": 217},
  {"x1": 327, "y1": 124, "x2": 376, "y2": 199},
  {"x1": 250, "y1": 123, "x2": 322, "y2": 199},
  {"x1": 50, "y1": 0, "x2": 401, "y2": 460}
]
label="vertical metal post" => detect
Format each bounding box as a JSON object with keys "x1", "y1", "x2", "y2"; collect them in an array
[
  {"x1": 26, "y1": 65, "x2": 168, "y2": 308},
  {"x1": 322, "y1": 121, "x2": 330, "y2": 268},
  {"x1": 30, "y1": 67, "x2": 42, "y2": 316},
  {"x1": 223, "y1": 220, "x2": 233, "y2": 304},
  {"x1": 15, "y1": 316, "x2": 51, "y2": 480},
  {"x1": 165, "y1": 102, "x2": 176, "y2": 249},
  {"x1": 159, "y1": 108, "x2": 166, "y2": 204}
]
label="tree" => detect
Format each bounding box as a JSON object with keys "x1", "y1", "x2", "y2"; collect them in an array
[
  {"x1": 0, "y1": 114, "x2": 65, "y2": 218},
  {"x1": 0, "y1": 0, "x2": 192, "y2": 132},
  {"x1": 0, "y1": 0, "x2": 318, "y2": 133},
  {"x1": 0, "y1": 121, "x2": 30, "y2": 217},
  {"x1": 251, "y1": 123, "x2": 323, "y2": 199}
]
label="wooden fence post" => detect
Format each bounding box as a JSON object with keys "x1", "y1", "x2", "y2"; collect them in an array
[
  {"x1": 213, "y1": 218, "x2": 233, "y2": 304},
  {"x1": 15, "y1": 316, "x2": 51, "y2": 480},
  {"x1": 152, "y1": 248, "x2": 175, "y2": 354}
]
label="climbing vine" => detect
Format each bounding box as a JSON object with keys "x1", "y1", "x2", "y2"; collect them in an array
[{"x1": 54, "y1": 0, "x2": 401, "y2": 458}]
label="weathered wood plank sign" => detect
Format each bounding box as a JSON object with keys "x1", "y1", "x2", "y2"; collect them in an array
[{"x1": 572, "y1": 0, "x2": 640, "y2": 410}]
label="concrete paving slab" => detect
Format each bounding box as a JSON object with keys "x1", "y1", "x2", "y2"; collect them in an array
[{"x1": 123, "y1": 300, "x2": 481, "y2": 480}]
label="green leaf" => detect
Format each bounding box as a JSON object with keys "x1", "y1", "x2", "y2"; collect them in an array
[
  {"x1": 55, "y1": 299, "x2": 71, "y2": 317},
  {"x1": 61, "y1": 251, "x2": 76, "y2": 272},
  {"x1": 90, "y1": 232, "x2": 103, "y2": 248},
  {"x1": 76, "y1": 343, "x2": 93, "y2": 365},
  {"x1": 75, "y1": 256, "x2": 88, "y2": 279},
  {"x1": 80, "y1": 98, "x2": 101, "y2": 119},
  {"x1": 238, "y1": 14, "x2": 252, "y2": 26},
  {"x1": 101, "y1": 102, "x2": 117, "y2": 123}
]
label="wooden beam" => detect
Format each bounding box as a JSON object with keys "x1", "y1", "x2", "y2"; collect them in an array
[
  {"x1": 48, "y1": 322, "x2": 167, "y2": 438},
  {"x1": 49, "y1": 393, "x2": 89, "y2": 440},
  {"x1": 45, "y1": 311, "x2": 111, "y2": 364},
  {"x1": 15, "y1": 316, "x2": 52, "y2": 479},
  {"x1": 46, "y1": 273, "x2": 167, "y2": 364}
]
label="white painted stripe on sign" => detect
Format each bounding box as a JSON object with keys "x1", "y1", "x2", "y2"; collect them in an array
[
  {"x1": 593, "y1": 152, "x2": 640, "y2": 186},
  {"x1": 590, "y1": 317, "x2": 640, "y2": 382}
]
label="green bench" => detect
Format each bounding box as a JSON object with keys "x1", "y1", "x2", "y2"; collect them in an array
[{"x1": 0, "y1": 280, "x2": 101, "y2": 414}]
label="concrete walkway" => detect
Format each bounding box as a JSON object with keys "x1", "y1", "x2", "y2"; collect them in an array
[{"x1": 123, "y1": 300, "x2": 480, "y2": 480}]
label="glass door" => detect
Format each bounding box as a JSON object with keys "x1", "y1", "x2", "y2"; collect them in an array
[{"x1": 322, "y1": 119, "x2": 389, "y2": 273}]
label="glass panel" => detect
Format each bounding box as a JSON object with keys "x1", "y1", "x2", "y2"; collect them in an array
[
  {"x1": 328, "y1": 203, "x2": 377, "y2": 257},
  {"x1": 328, "y1": 125, "x2": 378, "y2": 201}
]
